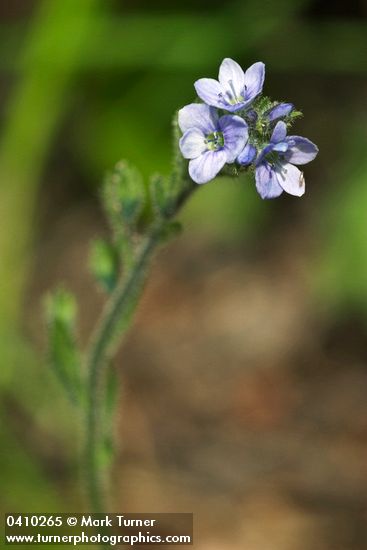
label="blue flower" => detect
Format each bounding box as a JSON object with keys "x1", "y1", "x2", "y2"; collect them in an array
[
  {"x1": 240, "y1": 121, "x2": 318, "y2": 199},
  {"x1": 237, "y1": 143, "x2": 257, "y2": 166},
  {"x1": 194, "y1": 58, "x2": 265, "y2": 113},
  {"x1": 178, "y1": 103, "x2": 248, "y2": 184},
  {"x1": 266, "y1": 103, "x2": 294, "y2": 122}
]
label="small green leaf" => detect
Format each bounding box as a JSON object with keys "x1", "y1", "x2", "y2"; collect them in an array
[
  {"x1": 102, "y1": 160, "x2": 146, "y2": 233},
  {"x1": 45, "y1": 287, "x2": 76, "y2": 327},
  {"x1": 89, "y1": 238, "x2": 119, "y2": 293},
  {"x1": 44, "y1": 288, "x2": 81, "y2": 404},
  {"x1": 151, "y1": 173, "x2": 170, "y2": 217}
]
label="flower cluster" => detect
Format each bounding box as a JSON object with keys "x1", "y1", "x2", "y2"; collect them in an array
[{"x1": 178, "y1": 58, "x2": 318, "y2": 199}]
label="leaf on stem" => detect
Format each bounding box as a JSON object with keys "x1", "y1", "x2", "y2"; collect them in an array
[
  {"x1": 102, "y1": 160, "x2": 146, "y2": 235},
  {"x1": 44, "y1": 288, "x2": 82, "y2": 404},
  {"x1": 89, "y1": 238, "x2": 119, "y2": 293},
  {"x1": 151, "y1": 173, "x2": 171, "y2": 218}
]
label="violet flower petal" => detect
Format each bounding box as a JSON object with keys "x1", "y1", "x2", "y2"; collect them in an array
[
  {"x1": 219, "y1": 115, "x2": 248, "y2": 163},
  {"x1": 189, "y1": 150, "x2": 227, "y2": 184},
  {"x1": 271, "y1": 121, "x2": 287, "y2": 143},
  {"x1": 243, "y1": 62, "x2": 265, "y2": 99},
  {"x1": 218, "y1": 58, "x2": 246, "y2": 97},
  {"x1": 275, "y1": 161, "x2": 305, "y2": 196},
  {"x1": 285, "y1": 136, "x2": 319, "y2": 165},
  {"x1": 272, "y1": 142, "x2": 288, "y2": 153},
  {"x1": 237, "y1": 143, "x2": 257, "y2": 166},
  {"x1": 267, "y1": 103, "x2": 294, "y2": 122},
  {"x1": 194, "y1": 78, "x2": 224, "y2": 109},
  {"x1": 178, "y1": 103, "x2": 218, "y2": 134},
  {"x1": 179, "y1": 128, "x2": 207, "y2": 159},
  {"x1": 255, "y1": 162, "x2": 283, "y2": 199}
]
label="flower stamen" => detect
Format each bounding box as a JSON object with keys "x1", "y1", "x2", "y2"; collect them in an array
[
  {"x1": 226, "y1": 79, "x2": 244, "y2": 105},
  {"x1": 205, "y1": 131, "x2": 225, "y2": 151}
]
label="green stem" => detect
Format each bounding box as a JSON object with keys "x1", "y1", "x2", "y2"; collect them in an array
[
  {"x1": 84, "y1": 225, "x2": 161, "y2": 512},
  {"x1": 83, "y1": 174, "x2": 195, "y2": 513}
]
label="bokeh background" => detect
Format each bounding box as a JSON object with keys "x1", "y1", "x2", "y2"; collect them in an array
[{"x1": 1, "y1": 0, "x2": 367, "y2": 548}]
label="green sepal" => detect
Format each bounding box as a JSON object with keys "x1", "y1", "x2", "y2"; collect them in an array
[
  {"x1": 89, "y1": 238, "x2": 119, "y2": 293},
  {"x1": 252, "y1": 95, "x2": 275, "y2": 116},
  {"x1": 44, "y1": 288, "x2": 81, "y2": 405},
  {"x1": 285, "y1": 109, "x2": 303, "y2": 128}
]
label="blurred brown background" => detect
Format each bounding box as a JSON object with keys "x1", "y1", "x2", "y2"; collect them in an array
[{"x1": 0, "y1": 1, "x2": 367, "y2": 549}]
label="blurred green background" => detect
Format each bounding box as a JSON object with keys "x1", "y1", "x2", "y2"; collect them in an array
[{"x1": 0, "y1": 0, "x2": 367, "y2": 548}]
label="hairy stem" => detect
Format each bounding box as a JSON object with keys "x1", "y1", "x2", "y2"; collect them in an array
[
  {"x1": 84, "y1": 226, "x2": 161, "y2": 512},
  {"x1": 83, "y1": 177, "x2": 195, "y2": 513}
]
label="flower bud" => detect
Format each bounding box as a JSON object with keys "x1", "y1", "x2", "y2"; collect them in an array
[{"x1": 266, "y1": 103, "x2": 294, "y2": 122}]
